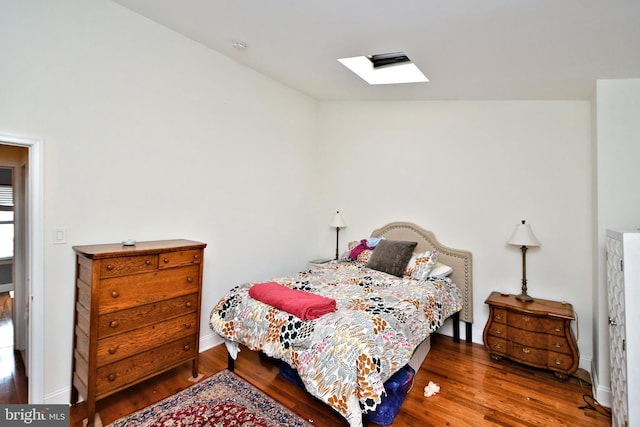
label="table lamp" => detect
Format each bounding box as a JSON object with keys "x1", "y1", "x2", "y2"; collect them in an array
[
  {"x1": 507, "y1": 220, "x2": 540, "y2": 302},
  {"x1": 330, "y1": 211, "x2": 347, "y2": 260}
]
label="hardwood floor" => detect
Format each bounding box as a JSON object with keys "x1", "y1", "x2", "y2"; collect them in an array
[
  {"x1": 0, "y1": 291, "x2": 28, "y2": 404},
  {"x1": 70, "y1": 333, "x2": 612, "y2": 426}
]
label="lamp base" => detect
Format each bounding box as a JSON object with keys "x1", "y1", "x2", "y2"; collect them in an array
[{"x1": 516, "y1": 293, "x2": 534, "y2": 302}]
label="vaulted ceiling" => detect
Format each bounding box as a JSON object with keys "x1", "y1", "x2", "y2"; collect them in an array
[{"x1": 114, "y1": 0, "x2": 640, "y2": 101}]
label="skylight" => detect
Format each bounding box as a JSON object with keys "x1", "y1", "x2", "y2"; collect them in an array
[{"x1": 338, "y1": 52, "x2": 429, "y2": 85}]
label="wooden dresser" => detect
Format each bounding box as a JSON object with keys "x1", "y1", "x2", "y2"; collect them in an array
[
  {"x1": 483, "y1": 291, "x2": 579, "y2": 380},
  {"x1": 70, "y1": 239, "x2": 206, "y2": 426}
]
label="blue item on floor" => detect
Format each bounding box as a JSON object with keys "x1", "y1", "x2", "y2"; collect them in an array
[
  {"x1": 277, "y1": 359, "x2": 305, "y2": 388},
  {"x1": 367, "y1": 364, "x2": 416, "y2": 426},
  {"x1": 277, "y1": 359, "x2": 415, "y2": 426}
]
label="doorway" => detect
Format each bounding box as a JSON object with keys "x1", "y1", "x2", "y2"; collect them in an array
[
  {"x1": 0, "y1": 134, "x2": 44, "y2": 405},
  {"x1": 0, "y1": 151, "x2": 28, "y2": 403}
]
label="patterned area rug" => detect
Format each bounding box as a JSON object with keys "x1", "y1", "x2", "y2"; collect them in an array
[{"x1": 106, "y1": 370, "x2": 314, "y2": 427}]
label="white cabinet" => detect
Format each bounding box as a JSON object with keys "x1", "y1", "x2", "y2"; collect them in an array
[{"x1": 606, "y1": 230, "x2": 640, "y2": 427}]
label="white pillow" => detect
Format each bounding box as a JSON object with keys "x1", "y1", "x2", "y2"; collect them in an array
[
  {"x1": 411, "y1": 249, "x2": 438, "y2": 280},
  {"x1": 429, "y1": 262, "x2": 453, "y2": 278}
]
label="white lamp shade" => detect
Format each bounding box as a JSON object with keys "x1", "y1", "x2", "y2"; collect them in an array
[
  {"x1": 330, "y1": 211, "x2": 347, "y2": 228},
  {"x1": 507, "y1": 221, "x2": 540, "y2": 247}
]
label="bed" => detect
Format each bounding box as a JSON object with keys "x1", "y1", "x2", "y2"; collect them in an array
[{"x1": 209, "y1": 222, "x2": 472, "y2": 427}]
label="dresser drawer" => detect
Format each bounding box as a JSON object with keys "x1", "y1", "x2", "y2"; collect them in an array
[
  {"x1": 98, "y1": 265, "x2": 200, "y2": 313},
  {"x1": 508, "y1": 341, "x2": 547, "y2": 367},
  {"x1": 486, "y1": 322, "x2": 508, "y2": 339},
  {"x1": 98, "y1": 294, "x2": 198, "y2": 337},
  {"x1": 548, "y1": 350, "x2": 575, "y2": 371},
  {"x1": 97, "y1": 312, "x2": 198, "y2": 365},
  {"x1": 486, "y1": 336, "x2": 507, "y2": 354},
  {"x1": 491, "y1": 308, "x2": 507, "y2": 324},
  {"x1": 508, "y1": 313, "x2": 566, "y2": 336},
  {"x1": 158, "y1": 249, "x2": 202, "y2": 269},
  {"x1": 507, "y1": 326, "x2": 568, "y2": 354},
  {"x1": 100, "y1": 255, "x2": 158, "y2": 278},
  {"x1": 548, "y1": 335, "x2": 572, "y2": 355},
  {"x1": 95, "y1": 335, "x2": 197, "y2": 398}
]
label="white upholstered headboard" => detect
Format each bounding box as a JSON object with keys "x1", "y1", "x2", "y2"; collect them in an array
[{"x1": 370, "y1": 221, "x2": 473, "y2": 329}]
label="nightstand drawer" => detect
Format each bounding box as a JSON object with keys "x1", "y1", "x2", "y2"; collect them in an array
[
  {"x1": 548, "y1": 350, "x2": 574, "y2": 371},
  {"x1": 508, "y1": 313, "x2": 565, "y2": 336},
  {"x1": 491, "y1": 308, "x2": 507, "y2": 324},
  {"x1": 486, "y1": 336, "x2": 507, "y2": 353},
  {"x1": 509, "y1": 341, "x2": 546, "y2": 366},
  {"x1": 487, "y1": 323, "x2": 507, "y2": 338}
]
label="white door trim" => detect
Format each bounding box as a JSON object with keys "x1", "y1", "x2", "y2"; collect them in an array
[{"x1": 0, "y1": 132, "x2": 44, "y2": 404}]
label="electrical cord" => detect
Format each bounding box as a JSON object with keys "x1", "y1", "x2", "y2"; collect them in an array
[
  {"x1": 578, "y1": 393, "x2": 612, "y2": 417},
  {"x1": 571, "y1": 310, "x2": 610, "y2": 417},
  {"x1": 575, "y1": 372, "x2": 611, "y2": 418}
]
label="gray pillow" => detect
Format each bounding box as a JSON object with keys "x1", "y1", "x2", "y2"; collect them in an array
[{"x1": 366, "y1": 240, "x2": 418, "y2": 277}]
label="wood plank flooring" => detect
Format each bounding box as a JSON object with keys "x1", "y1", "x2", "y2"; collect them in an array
[
  {"x1": 71, "y1": 333, "x2": 612, "y2": 426},
  {"x1": 0, "y1": 292, "x2": 28, "y2": 404}
]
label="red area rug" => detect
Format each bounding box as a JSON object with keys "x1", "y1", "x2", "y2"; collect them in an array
[{"x1": 106, "y1": 370, "x2": 314, "y2": 427}]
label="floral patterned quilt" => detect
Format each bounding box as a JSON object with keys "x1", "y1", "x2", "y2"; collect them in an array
[{"x1": 209, "y1": 260, "x2": 462, "y2": 427}]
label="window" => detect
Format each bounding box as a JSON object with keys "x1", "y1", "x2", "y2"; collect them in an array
[{"x1": 0, "y1": 182, "x2": 13, "y2": 259}]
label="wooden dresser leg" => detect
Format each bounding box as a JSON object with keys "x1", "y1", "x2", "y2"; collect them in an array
[{"x1": 554, "y1": 371, "x2": 569, "y2": 382}]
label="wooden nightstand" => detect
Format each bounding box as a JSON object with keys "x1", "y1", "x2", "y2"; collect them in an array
[{"x1": 483, "y1": 291, "x2": 579, "y2": 380}]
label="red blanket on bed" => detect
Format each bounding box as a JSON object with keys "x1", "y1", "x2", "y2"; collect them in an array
[{"x1": 248, "y1": 281, "x2": 336, "y2": 321}]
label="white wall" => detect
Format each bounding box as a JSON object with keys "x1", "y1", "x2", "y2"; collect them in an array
[
  {"x1": 0, "y1": 0, "x2": 605, "y2": 408},
  {"x1": 593, "y1": 78, "x2": 640, "y2": 405},
  {"x1": 0, "y1": 0, "x2": 320, "y2": 402},
  {"x1": 315, "y1": 100, "x2": 593, "y2": 354}
]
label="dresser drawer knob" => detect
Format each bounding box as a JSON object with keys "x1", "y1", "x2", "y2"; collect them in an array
[
  {"x1": 111, "y1": 291, "x2": 120, "y2": 298},
  {"x1": 163, "y1": 258, "x2": 170, "y2": 264},
  {"x1": 109, "y1": 320, "x2": 119, "y2": 329},
  {"x1": 185, "y1": 301, "x2": 192, "y2": 308},
  {"x1": 554, "y1": 359, "x2": 563, "y2": 366},
  {"x1": 493, "y1": 343, "x2": 503, "y2": 349},
  {"x1": 183, "y1": 344, "x2": 190, "y2": 351},
  {"x1": 554, "y1": 326, "x2": 563, "y2": 332},
  {"x1": 145, "y1": 260, "x2": 151, "y2": 265},
  {"x1": 185, "y1": 323, "x2": 192, "y2": 329},
  {"x1": 522, "y1": 316, "x2": 530, "y2": 322},
  {"x1": 187, "y1": 277, "x2": 194, "y2": 283},
  {"x1": 552, "y1": 341, "x2": 563, "y2": 348},
  {"x1": 194, "y1": 254, "x2": 200, "y2": 260},
  {"x1": 106, "y1": 264, "x2": 114, "y2": 271},
  {"x1": 494, "y1": 313, "x2": 503, "y2": 320},
  {"x1": 108, "y1": 346, "x2": 118, "y2": 355},
  {"x1": 522, "y1": 347, "x2": 531, "y2": 354},
  {"x1": 107, "y1": 373, "x2": 116, "y2": 382},
  {"x1": 492, "y1": 328, "x2": 502, "y2": 335}
]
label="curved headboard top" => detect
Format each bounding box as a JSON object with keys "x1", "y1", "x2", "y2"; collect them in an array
[{"x1": 370, "y1": 221, "x2": 473, "y2": 324}]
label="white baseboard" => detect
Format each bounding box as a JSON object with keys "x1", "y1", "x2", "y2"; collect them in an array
[
  {"x1": 44, "y1": 386, "x2": 70, "y2": 405},
  {"x1": 200, "y1": 331, "x2": 223, "y2": 352},
  {"x1": 591, "y1": 359, "x2": 612, "y2": 408}
]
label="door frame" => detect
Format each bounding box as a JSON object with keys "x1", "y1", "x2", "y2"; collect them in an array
[{"x1": 0, "y1": 132, "x2": 44, "y2": 404}]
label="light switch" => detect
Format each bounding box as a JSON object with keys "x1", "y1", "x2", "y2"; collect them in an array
[{"x1": 54, "y1": 227, "x2": 66, "y2": 244}]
